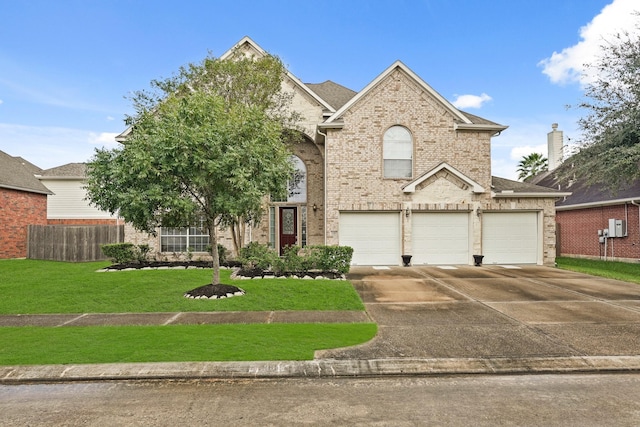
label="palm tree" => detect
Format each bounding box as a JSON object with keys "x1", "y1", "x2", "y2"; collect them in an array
[{"x1": 517, "y1": 153, "x2": 548, "y2": 181}]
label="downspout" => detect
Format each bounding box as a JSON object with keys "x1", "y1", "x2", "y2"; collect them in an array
[
  {"x1": 631, "y1": 200, "x2": 640, "y2": 250},
  {"x1": 317, "y1": 128, "x2": 328, "y2": 245}
]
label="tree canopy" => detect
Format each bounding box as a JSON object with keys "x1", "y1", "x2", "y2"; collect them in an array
[
  {"x1": 86, "y1": 50, "x2": 299, "y2": 284},
  {"x1": 562, "y1": 16, "x2": 640, "y2": 189},
  {"x1": 517, "y1": 153, "x2": 548, "y2": 181}
]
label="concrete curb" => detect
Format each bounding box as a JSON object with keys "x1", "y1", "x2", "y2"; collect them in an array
[{"x1": 3, "y1": 356, "x2": 640, "y2": 383}]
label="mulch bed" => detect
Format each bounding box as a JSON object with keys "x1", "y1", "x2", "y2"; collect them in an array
[{"x1": 183, "y1": 283, "x2": 245, "y2": 299}]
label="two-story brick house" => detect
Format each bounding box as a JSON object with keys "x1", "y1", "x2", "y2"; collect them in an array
[{"x1": 124, "y1": 37, "x2": 567, "y2": 266}]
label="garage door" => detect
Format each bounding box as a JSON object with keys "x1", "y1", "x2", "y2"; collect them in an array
[
  {"x1": 412, "y1": 212, "x2": 469, "y2": 264},
  {"x1": 482, "y1": 212, "x2": 538, "y2": 264},
  {"x1": 339, "y1": 212, "x2": 401, "y2": 265}
]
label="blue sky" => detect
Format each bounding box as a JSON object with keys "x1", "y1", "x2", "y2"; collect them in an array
[{"x1": 0, "y1": 0, "x2": 637, "y2": 179}]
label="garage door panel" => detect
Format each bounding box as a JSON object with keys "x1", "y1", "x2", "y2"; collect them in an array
[
  {"x1": 412, "y1": 213, "x2": 469, "y2": 265},
  {"x1": 339, "y1": 213, "x2": 400, "y2": 265},
  {"x1": 483, "y1": 212, "x2": 538, "y2": 264}
]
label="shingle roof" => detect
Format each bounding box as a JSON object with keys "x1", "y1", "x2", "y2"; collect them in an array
[
  {"x1": 531, "y1": 169, "x2": 640, "y2": 207},
  {"x1": 491, "y1": 176, "x2": 570, "y2": 197},
  {"x1": 459, "y1": 111, "x2": 503, "y2": 127},
  {"x1": 12, "y1": 157, "x2": 42, "y2": 174},
  {"x1": 0, "y1": 150, "x2": 52, "y2": 195},
  {"x1": 305, "y1": 80, "x2": 357, "y2": 111},
  {"x1": 38, "y1": 163, "x2": 87, "y2": 178}
]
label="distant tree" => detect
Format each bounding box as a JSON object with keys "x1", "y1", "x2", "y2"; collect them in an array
[
  {"x1": 562, "y1": 15, "x2": 640, "y2": 189},
  {"x1": 86, "y1": 50, "x2": 299, "y2": 285},
  {"x1": 517, "y1": 153, "x2": 548, "y2": 181}
]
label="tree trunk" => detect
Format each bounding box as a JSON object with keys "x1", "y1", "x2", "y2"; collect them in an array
[
  {"x1": 209, "y1": 224, "x2": 220, "y2": 285},
  {"x1": 230, "y1": 217, "x2": 246, "y2": 257}
]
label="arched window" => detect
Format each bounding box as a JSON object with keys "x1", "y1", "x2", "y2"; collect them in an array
[
  {"x1": 383, "y1": 126, "x2": 413, "y2": 178},
  {"x1": 287, "y1": 155, "x2": 307, "y2": 202}
]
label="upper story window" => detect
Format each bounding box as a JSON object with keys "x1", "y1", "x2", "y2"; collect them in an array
[
  {"x1": 383, "y1": 126, "x2": 413, "y2": 178},
  {"x1": 272, "y1": 155, "x2": 307, "y2": 203}
]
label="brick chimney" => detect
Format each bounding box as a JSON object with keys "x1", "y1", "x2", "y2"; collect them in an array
[{"x1": 547, "y1": 123, "x2": 563, "y2": 170}]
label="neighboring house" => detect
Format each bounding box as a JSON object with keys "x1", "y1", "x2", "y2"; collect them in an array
[
  {"x1": 531, "y1": 126, "x2": 640, "y2": 262},
  {"x1": 123, "y1": 37, "x2": 568, "y2": 266},
  {"x1": 36, "y1": 163, "x2": 119, "y2": 225},
  {"x1": 0, "y1": 150, "x2": 52, "y2": 259}
]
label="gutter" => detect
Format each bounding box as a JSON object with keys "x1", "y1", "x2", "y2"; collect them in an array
[
  {"x1": 493, "y1": 191, "x2": 572, "y2": 199},
  {"x1": 556, "y1": 197, "x2": 640, "y2": 211},
  {"x1": 0, "y1": 183, "x2": 53, "y2": 195}
]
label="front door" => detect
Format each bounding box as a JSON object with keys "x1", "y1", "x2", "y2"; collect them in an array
[{"x1": 279, "y1": 207, "x2": 297, "y2": 255}]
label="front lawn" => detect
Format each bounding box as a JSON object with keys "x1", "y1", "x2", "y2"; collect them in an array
[
  {"x1": 0, "y1": 259, "x2": 374, "y2": 365},
  {"x1": 0, "y1": 259, "x2": 365, "y2": 314},
  {"x1": 0, "y1": 323, "x2": 377, "y2": 365},
  {"x1": 556, "y1": 257, "x2": 640, "y2": 285}
]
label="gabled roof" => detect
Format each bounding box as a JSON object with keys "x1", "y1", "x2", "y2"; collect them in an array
[
  {"x1": 222, "y1": 36, "x2": 336, "y2": 113},
  {"x1": 402, "y1": 162, "x2": 485, "y2": 194},
  {"x1": 0, "y1": 150, "x2": 52, "y2": 195},
  {"x1": 531, "y1": 169, "x2": 640, "y2": 209},
  {"x1": 322, "y1": 60, "x2": 508, "y2": 135},
  {"x1": 491, "y1": 176, "x2": 571, "y2": 198},
  {"x1": 37, "y1": 163, "x2": 87, "y2": 180}
]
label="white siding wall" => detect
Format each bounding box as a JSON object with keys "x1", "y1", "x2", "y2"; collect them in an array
[{"x1": 42, "y1": 179, "x2": 116, "y2": 219}]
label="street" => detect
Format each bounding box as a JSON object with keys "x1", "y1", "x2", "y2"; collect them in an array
[{"x1": 2, "y1": 374, "x2": 640, "y2": 426}]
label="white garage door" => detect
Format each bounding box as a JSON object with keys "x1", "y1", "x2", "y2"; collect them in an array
[
  {"x1": 339, "y1": 212, "x2": 401, "y2": 265},
  {"x1": 412, "y1": 212, "x2": 469, "y2": 265},
  {"x1": 483, "y1": 212, "x2": 538, "y2": 264}
]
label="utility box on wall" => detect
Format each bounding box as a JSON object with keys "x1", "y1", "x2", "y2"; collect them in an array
[{"x1": 608, "y1": 218, "x2": 628, "y2": 238}]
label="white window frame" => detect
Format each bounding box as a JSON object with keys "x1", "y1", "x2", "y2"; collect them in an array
[{"x1": 383, "y1": 125, "x2": 413, "y2": 178}]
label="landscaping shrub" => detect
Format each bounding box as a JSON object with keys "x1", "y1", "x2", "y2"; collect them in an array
[
  {"x1": 238, "y1": 243, "x2": 353, "y2": 275},
  {"x1": 101, "y1": 243, "x2": 150, "y2": 264}
]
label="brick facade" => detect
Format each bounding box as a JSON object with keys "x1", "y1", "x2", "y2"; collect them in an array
[
  {"x1": 557, "y1": 204, "x2": 640, "y2": 261},
  {"x1": 0, "y1": 188, "x2": 48, "y2": 259}
]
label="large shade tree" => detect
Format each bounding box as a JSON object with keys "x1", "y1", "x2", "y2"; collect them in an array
[
  {"x1": 86, "y1": 50, "x2": 299, "y2": 285},
  {"x1": 562, "y1": 16, "x2": 640, "y2": 189}
]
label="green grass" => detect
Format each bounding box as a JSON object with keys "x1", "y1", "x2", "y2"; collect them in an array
[
  {"x1": 0, "y1": 259, "x2": 365, "y2": 314},
  {"x1": 0, "y1": 323, "x2": 377, "y2": 365},
  {"x1": 0, "y1": 259, "x2": 374, "y2": 365},
  {"x1": 556, "y1": 257, "x2": 640, "y2": 285}
]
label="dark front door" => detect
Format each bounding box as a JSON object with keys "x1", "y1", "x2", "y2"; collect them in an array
[{"x1": 279, "y1": 207, "x2": 297, "y2": 255}]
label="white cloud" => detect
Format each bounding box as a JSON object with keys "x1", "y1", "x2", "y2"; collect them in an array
[
  {"x1": 539, "y1": 0, "x2": 639, "y2": 86},
  {"x1": 510, "y1": 144, "x2": 548, "y2": 161},
  {"x1": 451, "y1": 93, "x2": 492, "y2": 109},
  {"x1": 88, "y1": 132, "x2": 118, "y2": 147},
  {"x1": 0, "y1": 99, "x2": 4, "y2": 105}
]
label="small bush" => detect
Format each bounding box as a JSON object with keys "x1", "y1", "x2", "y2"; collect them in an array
[
  {"x1": 238, "y1": 242, "x2": 277, "y2": 270},
  {"x1": 238, "y1": 243, "x2": 353, "y2": 275},
  {"x1": 101, "y1": 243, "x2": 135, "y2": 264}
]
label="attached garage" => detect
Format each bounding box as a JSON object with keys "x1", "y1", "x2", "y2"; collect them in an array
[
  {"x1": 411, "y1": 212, "x2": 469, "y2": 264},
  {"x1": 339, "y1": 212, "x2": 401, "y2": 265},
  {"x1": 482, "y1": 212, "x2": 539, "y2": 264}
]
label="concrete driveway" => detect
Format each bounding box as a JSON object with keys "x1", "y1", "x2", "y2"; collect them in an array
[{"x1": 317, "y1": 265, "x2": 640, "y2": 360}]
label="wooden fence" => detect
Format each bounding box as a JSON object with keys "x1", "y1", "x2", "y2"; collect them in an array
[{"x1": 27, "y1": 225, "x2": 124, "y2": 262}]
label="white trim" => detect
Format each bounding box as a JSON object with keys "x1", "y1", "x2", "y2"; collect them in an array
[
  {"x1": 325, "y1": 61, "x2": 471, "y2": 125},
  {"x1": 402, "y1": 162, "x2": 485, "y2": 194},
  {"x1": 492, "y1": 191, "x2": 572, "y2": 199},
  {"x1": 454, "y1": 122, "x2": 508, "y2": 134},
  {"x1": 556, "y1": 197, "x2": 640, "y2": 210}
]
